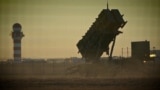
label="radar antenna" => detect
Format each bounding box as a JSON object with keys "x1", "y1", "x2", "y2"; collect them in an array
[{"x1": 107, "y1": 0, "x2": 109, "y2": 9}]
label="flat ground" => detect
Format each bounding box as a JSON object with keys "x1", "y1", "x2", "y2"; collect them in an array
[
  {"x1": 0, "y1": 78, "x2": 160, "y2": 90},
  {"x1": 0, "y1": 60, "x2": 160, "y2": 90}
]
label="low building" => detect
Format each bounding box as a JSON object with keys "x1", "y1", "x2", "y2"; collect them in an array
[
  {"x1": 131, "y1": 41, "x2": 150, "y2": 60},
  {"x1": 46, "y1": 58, "x2": 65, "y2": 64},
  {"x1": 22, "y1": 58, "x2": 46, "y2": 63}
]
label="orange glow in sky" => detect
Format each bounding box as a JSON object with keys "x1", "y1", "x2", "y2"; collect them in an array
[{"x1": 0, "y1": 0, "x2": 160, "y2": 59}]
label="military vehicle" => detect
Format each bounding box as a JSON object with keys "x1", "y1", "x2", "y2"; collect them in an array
[{"x1": 77, "y1": 3, "x2": 127, "y2": 62}]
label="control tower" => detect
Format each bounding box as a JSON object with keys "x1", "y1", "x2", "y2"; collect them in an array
[{"x1": 12, "y1": 23, "x2": 24, "y2": 62}]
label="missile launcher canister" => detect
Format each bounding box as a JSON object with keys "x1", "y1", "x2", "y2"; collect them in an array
[{"x1": 77, "y1": 7, "x2": 127, "y2": 62}]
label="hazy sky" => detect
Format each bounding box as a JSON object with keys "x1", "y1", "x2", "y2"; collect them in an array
[{"x1": 0, "y1": 0, "x2": 160, "y2": 59}]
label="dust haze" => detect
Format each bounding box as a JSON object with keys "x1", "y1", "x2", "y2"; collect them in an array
[
  {"x1": 0, "y1": 59, "x2": 160, "y2": 79},
  {"x1": 0, "y1": 59, "x2": 160, "y2": 90}
]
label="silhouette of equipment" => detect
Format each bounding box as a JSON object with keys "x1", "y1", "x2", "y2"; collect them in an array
[{"x1": 77, "y1": 7, "x2": 127, "y2": 62}]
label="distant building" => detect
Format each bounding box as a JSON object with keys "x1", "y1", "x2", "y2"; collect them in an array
[
  {"x1": 131, "y1": 41, "x2": 150, "y2": 60},
  {"x1": 22, "y1": 58, "x2": 46, "y2": 63},
  {"x1": 46, "y1": 58, "x2": 65, "y2": 64}
]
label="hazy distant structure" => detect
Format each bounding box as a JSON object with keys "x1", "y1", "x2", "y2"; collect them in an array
[
  {"x1": 12, "y1": 23, "x2": 24, "y2": 62},
  {"x1": 77, "y1": 2, "x2": 127, "y2": 61},
  {"x1": 131, "y1": 41, "x2": 150, "y2": 60},
  {"x1": 150, "y1": 49, "x2": 160, "y2": 61}
]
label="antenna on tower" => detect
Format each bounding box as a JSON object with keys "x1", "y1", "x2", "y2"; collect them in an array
[{"x1": 107, "y1": 0, "x2": 109, "y2": 9}]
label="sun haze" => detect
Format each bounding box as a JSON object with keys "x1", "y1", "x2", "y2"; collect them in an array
[{"x1": 0, "y1": 0, "x2": 160, "y2": 59}]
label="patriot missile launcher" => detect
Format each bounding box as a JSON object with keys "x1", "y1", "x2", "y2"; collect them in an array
[{"x1": 77, "y1": 4, "x2": 127, "y2": 62}]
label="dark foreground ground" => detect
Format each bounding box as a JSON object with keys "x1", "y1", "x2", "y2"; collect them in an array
[
  {"x1": 0, "y1": 60, "x2": 160, "y2": 90},
  {"x1": 0, "y1": 78, "x2": 160, "y2": 90}
]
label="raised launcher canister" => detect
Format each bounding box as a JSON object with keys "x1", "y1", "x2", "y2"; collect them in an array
[{"x1": 77, "y1": 6, "x2": 127, "y2": 62}]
